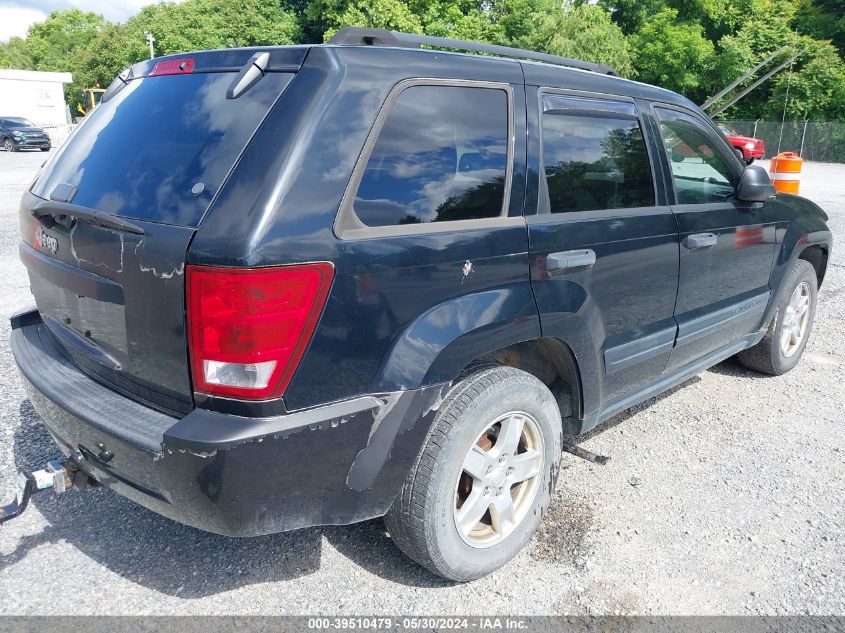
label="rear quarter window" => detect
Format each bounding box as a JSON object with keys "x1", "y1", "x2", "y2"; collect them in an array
[
  {"x1": 344, "y1": 82, "x2": 512, "y2": 233},
  {"x1": 32, "y1": 71, "x2": 292, "y2": 227}
]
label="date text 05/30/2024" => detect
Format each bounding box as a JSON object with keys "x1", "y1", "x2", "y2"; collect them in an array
[{"x1": 307, "y1": 617, "x2": 529, "y2": 630}]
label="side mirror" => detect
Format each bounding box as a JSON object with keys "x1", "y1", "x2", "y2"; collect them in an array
[
  {"x1": 737, "y1": 164, "x2": 776, "y2": 202},
  {"x1": 733, "y1": 148, "x2": 744, "y2": 162}
]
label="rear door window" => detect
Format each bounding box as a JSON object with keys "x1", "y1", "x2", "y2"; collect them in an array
[
  {"x1": 541, "y1": 95, "x2": 655, "y2": 214},
  {"x1": 32, "y1": 72, "x2": 292, "y2": 227},
  {"x1": 350, "y1": 83, "x2": 511, "y2": 228}
]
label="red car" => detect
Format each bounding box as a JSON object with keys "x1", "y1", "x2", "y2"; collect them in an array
[{"x1": 719, "y1": 125, "x2": 765, "y2": 164}]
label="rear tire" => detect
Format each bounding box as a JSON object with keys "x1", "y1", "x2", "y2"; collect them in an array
[
  {"x1": 40, "y1": 147, "x2": 50, "y2": 152},
  {"x1": 737, "y1": 259, "x2": 817, "y2": 375},
  {"x1": 385, "y1": 366, "x2": 562, "y2": 581}
]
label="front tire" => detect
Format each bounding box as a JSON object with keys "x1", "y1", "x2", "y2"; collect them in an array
[
  {"x1": 385, "y1": 366, "x2": 562, "y2": 581},
  {"x1": 737, "y1": 259, "x2": 817, "y2": 375},
  {"x1": 3, "y1": 139, "x2": 15, "y2": 152}
]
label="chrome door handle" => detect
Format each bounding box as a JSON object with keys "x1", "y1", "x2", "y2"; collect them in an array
[
  {"x1": 546, "y1": 249, "x2": 596, "y2": 274},
  {"x1": 685, "y1": 233, "x2": 718, "y2": 249}
]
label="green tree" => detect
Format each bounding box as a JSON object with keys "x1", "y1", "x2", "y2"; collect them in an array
[
  {"x1": 598, "y1": 0, "x2": 666, "y2": 35},
  {"x1": 0, "y1": 37, "x2": 33, "y2": 69},
  {"x1": 131, "y1": 0, "x2": 301, "y2": 55},
  {"x1": 414, "y1": 0, "x2": 503, "y2": 42},
  {"x1": 307, "y1": 0, "x2": 423, "y2": 41},
  {"x1": 706, "y1": 0, "x2": 810, "y2": 118},
  {"x1": 22, "y1": 9, "x2": 106, "y2": 72},
  {"x1": 796, "y1": 0, "x2": 845, "y2": 56},
  {"x1": 491, "y1": 0, "x2": 554, "y2": 45},
  {"x1": 519, "y1": 2, "x2": 635, "y2": 77},
  {"x1": 0, "y1": 10, "x2": 107, "y2": 116},
  {"x1": 74, "y1": 23, "x2": 136, "y2": 94},
  {"x1": 631, "y1": 8, "x2": 716, "y2": 100},
  {"x1": 666, "y1": 0, "x2": 754, "y2": 42},
  {"x1": 78, "y1": 0, "x2": 300, "y2": 91},
  {"x1": 5, "y1": 0, "x2": 845, "y2": 122},
  {"x1": 765, "y1": 39, "x2": 845, "y2": 119}
]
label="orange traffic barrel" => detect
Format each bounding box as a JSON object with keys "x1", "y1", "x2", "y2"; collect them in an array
[{"x1": 769, "y1": 152, "x2": 802, "y2": 194}]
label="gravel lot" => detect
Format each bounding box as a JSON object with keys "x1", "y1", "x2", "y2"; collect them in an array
[{"x1": 0, "y1": 150, "x2": 842, "y2": 615}]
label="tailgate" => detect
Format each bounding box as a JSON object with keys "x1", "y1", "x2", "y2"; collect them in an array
[
  {"x1": 20, "y1": 201, "x2": 195, "y2": 413},
  {"x1": 18, "y1": 49, "x2": 303, "y2": 414}
]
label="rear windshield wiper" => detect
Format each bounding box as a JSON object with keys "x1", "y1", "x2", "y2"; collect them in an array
[{"x1": 31, "y1": 199, "x2": 145, "y2": 236}]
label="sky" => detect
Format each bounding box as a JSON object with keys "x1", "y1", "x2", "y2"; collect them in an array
[{"x1": 0, "y1": 0, "x2": 182, "y2": 42}]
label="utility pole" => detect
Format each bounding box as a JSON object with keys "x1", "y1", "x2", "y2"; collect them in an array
[{"x1": 145, "y1": 32, "x2": 155, "y2": 59}]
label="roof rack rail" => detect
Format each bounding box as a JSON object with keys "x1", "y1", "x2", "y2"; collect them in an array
[{"x1": 328, "y1": 27, "x2": 618, "y2": 76}]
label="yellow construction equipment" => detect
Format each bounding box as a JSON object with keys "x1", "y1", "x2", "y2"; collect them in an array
[{"x1": 77, "y1": 87, "x2": 105, "y2": 116}]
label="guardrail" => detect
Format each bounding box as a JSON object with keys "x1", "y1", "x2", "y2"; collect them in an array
[{"x1": 39, "y1": 123, "x2": 77, "y2": 148}]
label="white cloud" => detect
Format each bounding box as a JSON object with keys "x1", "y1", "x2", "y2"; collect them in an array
[
  {"x1": 62, "y1": 0, "x2": 185, "y2": 22},
  {"x1": 0, "y1": 1, "x2": 190, "y2": 41},
  {"x1": 0, "y1": 7, "x2": 47, "y2": 42}
]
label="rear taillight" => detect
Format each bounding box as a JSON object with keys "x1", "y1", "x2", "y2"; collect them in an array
[{"x1": 186, "y1": 263, "x2": 334, "y2": 400}]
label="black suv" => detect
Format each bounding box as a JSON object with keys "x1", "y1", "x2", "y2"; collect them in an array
[
  {"x1": 9, "y1": 29, "x2": 831, "y2": 581},
  {"x1": 1, "y1": 117, "x2": 51, "y2": 152}
]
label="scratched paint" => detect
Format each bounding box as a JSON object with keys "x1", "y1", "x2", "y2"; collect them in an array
[
  {"x1": 461, "y1": 259, "x2": 474, "y2": 284},
  {"x1": 69, "y1": 222, "x2": 126, "y2": 274},
  {"x1": 134, "y1": 240, "x2": 186, "y2": 279}
]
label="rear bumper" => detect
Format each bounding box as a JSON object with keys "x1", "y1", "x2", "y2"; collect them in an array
[{"x1": 11, "y1": 310, "x2": 444, "y2": 536}]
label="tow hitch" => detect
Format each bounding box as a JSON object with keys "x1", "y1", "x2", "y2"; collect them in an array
[{"x1": 0, "y1": 456, "x2": 96, "y2": 525}]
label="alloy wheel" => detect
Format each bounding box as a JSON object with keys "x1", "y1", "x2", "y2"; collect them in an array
[
  {"x1": 453, "y1": 411, "x2": 544, "y2": 548},
  {"x1": 780, "y1": 281, "x2": 811, "y2": 358}
]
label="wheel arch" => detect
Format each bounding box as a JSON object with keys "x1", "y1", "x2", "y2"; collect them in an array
[
  {"x1": 371, "y1": 285, "x2": 543, "y2": 393},
  {"x1": 762, "y1": 227, "x2": 830, "y2": 341},
  {"x1": 369, "y1": 289, "x2": 591, "y2": 434},
  {"x1": 797, "y1": 243, "x2": 829, "y2": 288},
  {"x1": 457, "y1": 337, "x2": 586, "y2": 434}
]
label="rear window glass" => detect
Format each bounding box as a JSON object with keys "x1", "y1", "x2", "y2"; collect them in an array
[
  {"x1": 353, "y1": 84, "x2": 510, "y2": 227},
  {"x1": 541, "y1": 96, "x2": 654, "y2": 213},
  {"x1": 32, "y1": 72, "x2": 291, "y2": 227}
]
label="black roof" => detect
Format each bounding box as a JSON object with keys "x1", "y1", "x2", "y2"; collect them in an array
[
  {"x1": 138, "y1": 38, "x2": 698, "y2": 113},
  {"x1": 329, "y1": 26, "x2": 618, "y2": 75}
]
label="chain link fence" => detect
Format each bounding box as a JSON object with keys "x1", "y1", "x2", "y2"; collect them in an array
[{"x1": 719, "y1": 120, "x2": 845, "y2": 163}]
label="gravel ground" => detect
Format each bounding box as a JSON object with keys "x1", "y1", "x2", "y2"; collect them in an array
[{"x1": 0, "y1": 150, "x2": 842, "y2": 615}]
